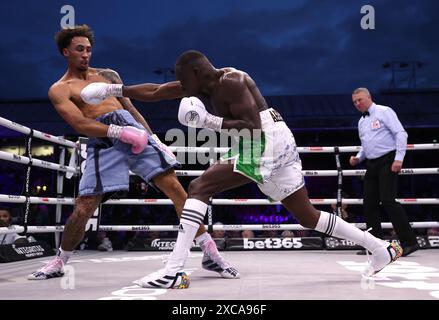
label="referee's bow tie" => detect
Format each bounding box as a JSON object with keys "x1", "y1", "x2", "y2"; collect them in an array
[{"x1": 362, "y1": 111, "x2": 370, "y2": 118}]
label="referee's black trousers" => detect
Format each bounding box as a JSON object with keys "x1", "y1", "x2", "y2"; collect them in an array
[{"x1": 363, "y1": 151, "x2": 417, "y2": 247}]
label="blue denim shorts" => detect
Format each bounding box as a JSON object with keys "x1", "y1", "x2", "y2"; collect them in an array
[{"x1": 79, "y1": 110, "x2": 180, "y2": 196}]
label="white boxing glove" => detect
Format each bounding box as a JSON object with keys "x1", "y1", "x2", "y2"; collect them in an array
[
  {"x1": 80, "y1": 82, "x2": 123, "y2": 105},
  {"x1": 178, "y1": 96, "x2": 223, "y2": 132}
]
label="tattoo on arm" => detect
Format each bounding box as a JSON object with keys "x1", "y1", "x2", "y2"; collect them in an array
[
  {"x1": 97, "y1": 68, "x2": 123, "y2": 84},
  {"x1": 97, "y1": 68, "x2": 153, "y2": 133}
]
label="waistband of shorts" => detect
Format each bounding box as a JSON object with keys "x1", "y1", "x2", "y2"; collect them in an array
[
  {"x1": 95, "y1": 109, "x2": 129, "y2": 122},
  {"x1": 259, "y1": 108, "x2": 284, "y2": 127}
]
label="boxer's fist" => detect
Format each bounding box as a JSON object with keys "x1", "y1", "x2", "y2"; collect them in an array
[
  {"x1": 107, "y1": 124, "x2": 148, "y2": 154},
  {"x1": 178, "y1": 96, "x2": 207, "y2": 128},
  {"x1": 178, "y1": 97, "x2": 223, "y2": 131},
  {"x1": 81, "y1": 82, "x2": 123, "y2": 105}
]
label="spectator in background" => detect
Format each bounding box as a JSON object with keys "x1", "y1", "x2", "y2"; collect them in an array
[
  {"x1": 262, "y1": 229, "x2": 280, "y2": 238},
  {"x1": 281, "y1": 230, "x2": 295, "y2": 238},
  {"x1": 330, "y1": 192, "x2": 361, "y2": 223},
  {"x1": 147, "y1": 231, "x2": 162, "y2": 240},
  {"x1": 0, "y1": 208, "x2": 28, "y2": 245},
  {"x1": 241, "y1": 230, "x2": 255, "y2": 238},
  {"x1": 211, "y1": 222, "x2": 226, "y2": 239},
  {"x1": 295, "y1": 230, "x2": 310, "y2": 237},
  {"x1": 227, "y1": 230, "x2": 242, "y2": 239},
  {"x1": 330, "y1": 202, "x2": 354, "y2": 222},
  {"x1": 97, "y1": 231, "x2": 113, "y2": 252},
  {"x1": 350, "y1": 87, "x2": 418, "y2": 257},
  {"x1": 427, "y1": 228, "x2": 439, "y2": 237},
  {"x1": 331, "y1": 202, "x2": 349, "y2": 220}
]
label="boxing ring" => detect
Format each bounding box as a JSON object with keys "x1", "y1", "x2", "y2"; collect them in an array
[{"x1": 1, "y1": 116, "x2": 439, "y2": 300}]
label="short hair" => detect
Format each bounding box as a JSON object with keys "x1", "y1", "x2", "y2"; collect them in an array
[
  {"x1": 55, "y1": 24, "x2": 94, "y2": 55},
  {"x1": 352, "y1": 87, "x2": 371, "y2": 96},
  {"x1": 175, "y1": 50, "x2": 208, "y2": 70},
  {"x1": 0, "y1": 207, "x2": 10, "y2": 213}
]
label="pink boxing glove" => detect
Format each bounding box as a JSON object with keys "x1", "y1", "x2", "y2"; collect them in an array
[{"x1": 107, "y1": 124, "x2": 148, "y2": 154}]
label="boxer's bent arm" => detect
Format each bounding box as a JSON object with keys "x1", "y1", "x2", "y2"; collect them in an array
[
  {"x1": 220, "y1": 79, "x2": 262, "y2": 131},
  {"x1": 98, "y1": 68, "x2": 153, "y2": 134},
  {"x1": 49, "y1": 84, "x2": 109, "y2": 137},
  {"x1": 122, "y1": 81, "x2": 184, "y2": 102},
  {"x1": 220, "y1": 118, "x2": 256, "y2": 131}
]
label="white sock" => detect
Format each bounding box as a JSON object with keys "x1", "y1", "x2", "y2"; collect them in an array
[
  {"x1": 57, "y1": 247, "x2": 73, "y2": 264},
  {"x1": 314, "y1": 211, "x2": 385, "y2": 253},
  {"x1": 166, "y1": 198, "x2": 208, "y2": 273}
]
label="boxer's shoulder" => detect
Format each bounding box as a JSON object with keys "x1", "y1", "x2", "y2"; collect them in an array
[
  {"x1": 220, "y1": 67, "x2": 246, "y2": 81},
  {"x1": 217, "y1": 69, "x2": 248, "y2": 99},
  {"x1": 220, "y1": 68, "x2": 249, "y2": 88},
  {"x1": 49, "y1": 80, "x2": 71, "y2": 100}
]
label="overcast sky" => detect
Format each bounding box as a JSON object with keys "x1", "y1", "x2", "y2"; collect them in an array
[{"x1": 0, "y1": 0, "x2": 438, "y2": 99}]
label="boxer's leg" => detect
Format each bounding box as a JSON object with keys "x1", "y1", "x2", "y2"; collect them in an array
[
  {"x1": 28, "y1": 195, "x2": 103, "y2": 280},
  {"x1": 60, "y1": 195, "x2": 103, "y2": 254},
  {"x1": 153, "y1": 169, "x2": 208, "y2": 237},
  {"x1": 281, "y1": 187, "x2": 402, "y2": 276},
  {"x1": 135, "y1": 162, "x2": 250, "y2": 288},
  {"x1": 153, "y1": 169, "x2": 239, "y2": 278}
]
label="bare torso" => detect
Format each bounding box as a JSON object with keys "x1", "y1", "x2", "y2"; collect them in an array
[
  {"x1": 209, "y1": 67, "x2": 268, "y2": 118},
  {"x1": 55, "y1": 67, "x2": 123, "y2": 119}
]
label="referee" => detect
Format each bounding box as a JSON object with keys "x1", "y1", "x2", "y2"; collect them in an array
[{"x1": 349, "y1": 87, "x2": 419, "y2": 257}]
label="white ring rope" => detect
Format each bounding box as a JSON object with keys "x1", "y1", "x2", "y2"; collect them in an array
[
  {"x1": 1, "y1": 146, "x2": 437, "y2": 177},
  {"x1": 1, "y1": 147, "x2": 437, "y2": 177},
  {"x1": 0, "y1": 150, "x2": 77, "y2": 174},
  {"x1": 1, "y1": 118, "x2": 438, "y2": 176},
  {"x1": 2, "y1": 194, "x2": 437, "y2": 235},
  {"x1": 0, "y1": 116, "x2": 76, "y2": 148},
  {"x1": 104, "y1": 198, "x2": 439, "y2": 205},
  {"x1": 1, "y1": 118, "x2": 438, "y2": 236},
  {"x1": 168, "y1": 143, "x2": 439, "y2": 154},
  {"x1": 1, "y1": 117, "x2": 438, "y2": 155},
  {"x1": 170, "y1": 168, "x2": 439, "y2": 177},
  {"x1": 1, "y1": 194, "x2": 438, "y2": 205},
  {"x1": 1, "y1": 221, "x2": 439, "y2": 235},
  {"x1": 99, "y1": 221, "x2": 439, "y2": 232}
]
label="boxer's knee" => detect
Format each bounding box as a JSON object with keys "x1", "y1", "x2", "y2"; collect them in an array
[
  {"x1": 153, "y1": 172, "x2": 187, "y2": 213},
  {"x1": 72, "y1": 196, "x2": 100, "y2": 222},
  {"x1": 167, "y1": 178, "x2": 187, "y2": 202},
  {"x1": 188, "y1": 178, "x2": 201, "y2": 196},
  {"x1": 188, "y1": 178, "x2": 211, "y2": 201},
  {"x1": 71, "y1": 205, "x2": 94, "y2": 223},
  {"x1": 167, "y1": 179, "x2": 187, "y2": 215}
]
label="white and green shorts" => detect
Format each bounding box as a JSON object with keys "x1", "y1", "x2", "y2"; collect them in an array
[{"x1": 220, "y1": 108, "x2": 305, "y2": 201}]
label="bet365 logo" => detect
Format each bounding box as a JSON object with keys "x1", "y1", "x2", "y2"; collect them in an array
[{"x1": 243, "y1": 238, "x2": 303, "y2": 249}]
